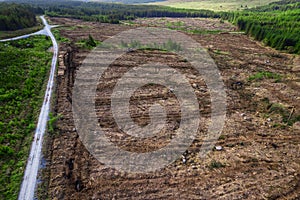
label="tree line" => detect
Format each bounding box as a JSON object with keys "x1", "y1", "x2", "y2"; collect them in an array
[
  {"x1": 2, "y1": 0, "x2": 300, "y2": 54},
  {"x1": 226, "y1": 0, "x2": 300, "y2": 54},
  {"x1": 0, "y1": 3, "x2": 42, "y2": 31},
  {"x1": 7, "y1": 0, "x2": 221, "y2": 23}
]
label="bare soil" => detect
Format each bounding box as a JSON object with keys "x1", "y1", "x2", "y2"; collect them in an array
[
  {"x1": 45, "y1": 17, "x2": 300, "y2": 200},
  {"x1": 130, "y1": 17, "x2": 236, "y2": 32}
]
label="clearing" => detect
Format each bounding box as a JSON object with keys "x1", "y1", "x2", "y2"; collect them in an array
[{"x1": 43, "y1": 17, "x2": 300, "y2": 199}]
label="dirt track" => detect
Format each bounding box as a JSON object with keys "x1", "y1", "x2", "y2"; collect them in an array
[{"x1": 44, "y1": 17, "x2": 300, "y2": 200}]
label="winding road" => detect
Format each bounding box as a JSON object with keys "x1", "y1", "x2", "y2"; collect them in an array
[{"x1": 1, "y1": 16, "x2": 58, "y2": 200}]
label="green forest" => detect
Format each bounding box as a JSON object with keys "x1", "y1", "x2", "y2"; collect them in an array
[
  {"x1": 5, "y1": 0, "x2": 222, "y2": 23},
  {"x1": 3, "y1": 0, "x2": 298, "y2": 53},
  {"x1": 228, "y1": 0, "x2": 300, "y2": 53},
  {"x1": 0, "y1": 36, "x2": 52, "y2": 199},
  {"x1": 0, "y1": 3, "x2": 40, "y2": 31}
]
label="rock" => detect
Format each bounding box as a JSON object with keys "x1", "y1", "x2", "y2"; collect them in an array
[
  {"x1": 293, "y1": 121, "x2": 300, "y2": 130},
  {"x1": 244, "y1": 116, "x2": 252, "y2": 121},
  {"x1": 192, "y1": 83, "x2": 198, "y2": 88},
  {"x1": 215, "y1": 146, "x2": 223, "y2": 151},
  {"x1": 182, "y1": 155, "x2": 187, "y2": 164}
]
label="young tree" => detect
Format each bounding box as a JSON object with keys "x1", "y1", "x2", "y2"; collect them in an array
[{"x1": 86, "y1": 34, "x2": 96, "y2": 47}]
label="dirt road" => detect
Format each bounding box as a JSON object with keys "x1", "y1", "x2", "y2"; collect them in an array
[{"x1": 17, "y1": 16, "x2": 58, "y2": 200}]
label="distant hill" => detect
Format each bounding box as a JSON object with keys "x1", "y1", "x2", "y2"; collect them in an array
[
  {"x1": 1, "y1": 0, "x2": 279, "y2": 10},
  {"x1": 87, "y1": 0, "x2": 166, "y2": 3},
  {"x1": 147, "y1": 0, "x2": 282, "y2": 11}
]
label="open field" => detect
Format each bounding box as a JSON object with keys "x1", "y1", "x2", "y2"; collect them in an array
[
  {"x1": 41, "y1": 17, "x2": 300, "y2": 199},
  {"x1": 150, "y1": 0, "x2": 281, "y2": 11}
]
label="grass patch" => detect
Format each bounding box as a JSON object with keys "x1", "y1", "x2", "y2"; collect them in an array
[
  {"x1": 47, "y1": 112, "x2": 62, "y2": 135},
  {"x1": 258, "y1": 98, "x2": 300, "y2": 126},
  {"x1": 52, "y1": 28, "x2": 70, "y2": 43},
  {"x1": 212, "y1": 49, "x2": 231, "y2": 55},
  {"x1": 269, "y1": 103, "x2": 299, "y2": 126},
  {"x1": 0, "y1": 36, "x2": 52, "y2": 200},
  {"x1": 187, "y1": 29, "x2": 222, "y2": 35},
  {"x1": 120, "y1": 39, "x2": 183, "y2": 52},
  {"x1": 209, "y1": 160, "x2": 225, "y2": 169},
  {"x1": 75, "y1": 34, "x2": 100, "y2": 50},
  {"x1": 248, "y1": 71, "x2": 282, "y2": 82},
  {"x1": 166, "y1": 21, "x2": 185, "y2": 29}
]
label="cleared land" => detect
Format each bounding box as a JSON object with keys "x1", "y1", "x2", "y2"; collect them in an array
[
  {"x1": 129, "y1": 17, "x2": 236, "y2": 33},
  {"x1": 150, "y1": 0, "x2": 281, "y2": 11},
  {"x1": 40, "y1": 17, "x2": 300, "y2": 199}
]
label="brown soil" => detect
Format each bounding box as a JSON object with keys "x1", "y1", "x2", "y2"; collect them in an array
[
  {"x1": 45, "y1": 17, "x2": 300, "y2": 200},
  {"x1": 130, "y1": 17, "x2": 236, "y2": 32}
]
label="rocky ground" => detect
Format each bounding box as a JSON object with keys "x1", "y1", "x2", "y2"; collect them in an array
[{"x1": 43, "y1": 17, "x2": 300, "y2": 200}]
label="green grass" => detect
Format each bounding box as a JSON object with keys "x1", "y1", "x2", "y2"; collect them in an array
[
  {"x1": 166, "y1": 21, "x2": 185, "y2": 28},
  {"x1": 75, "y1": 34, "x2": 100, "y2": 50},
  {"x1": 186, "y1": 29, "x2": 222, "y2": 34},
  {"x1": 47, "y1": 112, "x2": 62, "y2": 134},
  {"x1": 248, "y1": 71, "x2": 282, "y2": 82},
  {"x1": 119, "y1": 38, "x2": 183, "y2": 52},
  {"x1": 258, "y1": 98, "x2": 300, "y2": 127},
  {"x1": 157, "y1": 23, "x2": 223, "y2": 35},
  {"x1": 268, "y1": 103, "x2": 300, "y2": 126},
  {"x1": 52, "y1": 28, "x2": 70, "y2": 43},
  {"x1": 151, "y1": 0, "x2": 281, "y2": 11},
  {"x1": 212, "y1": 49, "x2": 231, "y2": 55},
  {"x1": 0, "y1": 36, "x2": 52, "y2": 200}
]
